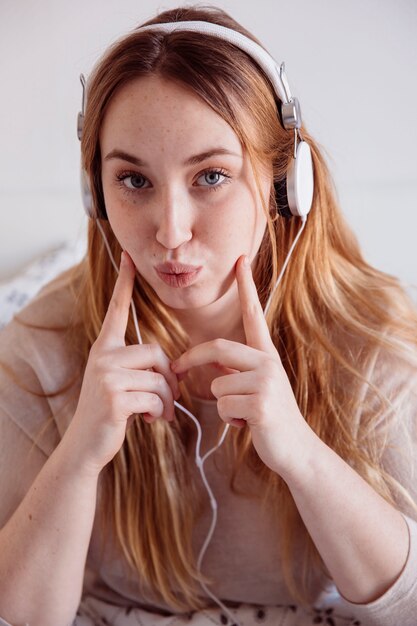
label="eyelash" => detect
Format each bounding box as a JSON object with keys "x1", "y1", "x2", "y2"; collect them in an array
[{"x1": 114, "y1": 167, "x2": 232, "y2": 195}]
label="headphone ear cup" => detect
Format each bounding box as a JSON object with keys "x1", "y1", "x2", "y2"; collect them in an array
[{"x1": 286, "y1": 140, "x2": 314, "y2": 218}]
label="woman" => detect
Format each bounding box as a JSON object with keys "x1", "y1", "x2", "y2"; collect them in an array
[{"x1": 0, "y1": 5, "x2": 417, "y2": 626}]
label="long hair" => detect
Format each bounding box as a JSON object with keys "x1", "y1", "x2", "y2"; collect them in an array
[{"x1": 10, "y1": 3, "x2": 417, "y2": 610}]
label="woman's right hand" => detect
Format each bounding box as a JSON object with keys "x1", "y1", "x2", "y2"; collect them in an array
[{"x1": 65, "y1": 250, "x2": 180, "y2": 476}]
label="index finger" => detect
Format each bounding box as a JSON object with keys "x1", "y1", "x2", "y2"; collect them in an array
[
  {"x1": 99, "y1": 250, "x2": 136, "y2": 347},
  {"x1": 236, "y1": 254, "x2": 275, "y2": 354}
]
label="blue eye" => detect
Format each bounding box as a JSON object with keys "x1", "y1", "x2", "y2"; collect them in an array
[
  {"x1": 195, "y1": 169, "x2": 231, "y2": 191},
  {"x1": 116, "y1": 172, "x2": 148, "y2": 190}
]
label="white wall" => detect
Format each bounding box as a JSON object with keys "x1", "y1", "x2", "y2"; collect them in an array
[{"x1": 1, "y1": 0, "x2": 416, "y2": 300}]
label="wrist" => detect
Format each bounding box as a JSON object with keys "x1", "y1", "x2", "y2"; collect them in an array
[
  {"x1": 276, "y1": 417, "x2": 323, "y2": 489},
  {"x1": 56, "y1": 421, "x2": 103, "y2": 481}
]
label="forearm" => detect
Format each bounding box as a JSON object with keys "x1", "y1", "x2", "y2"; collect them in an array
[
  {"x1": 282, "y1": 429, "x2": 409, "y2": 604},
  {"x1": 0, "y1": 427, "x2": 99, "y2": 626}
]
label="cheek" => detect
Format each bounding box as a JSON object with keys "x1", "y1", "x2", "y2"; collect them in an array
[
  {"x1": 212, "y1": 196, "x2": 266, "y2": 247},
  {"x1": 198, "y1": 197, "x2": 267, "y2": 269},
  {"x1": 106, "y1": 213, "x2": 130, "y2": 249},
  {"x1": 104, "y1": 192, "x2": 148, "y2": 250}
]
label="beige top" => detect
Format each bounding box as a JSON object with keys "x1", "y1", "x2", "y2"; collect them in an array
[{"x1": 1, "y1": 272, "x2": 417, "y2": 625}]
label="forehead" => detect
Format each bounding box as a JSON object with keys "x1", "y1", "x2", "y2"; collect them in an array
[{"x1": 99, "y1": 75, "x2": 243, "y2": 156}]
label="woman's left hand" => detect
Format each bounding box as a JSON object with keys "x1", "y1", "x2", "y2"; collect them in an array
[{"x1": 171, "y1": 255, "x2": 315, "y2": 477}]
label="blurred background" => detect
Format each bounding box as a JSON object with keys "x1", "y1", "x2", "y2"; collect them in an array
[{"x1": 0, "y1": 0, "x2": 416, "y2": 303}]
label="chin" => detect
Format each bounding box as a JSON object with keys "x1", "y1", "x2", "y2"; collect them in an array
[{"x1": 161, "y1": 286, "x2": 227, "y2": 311}]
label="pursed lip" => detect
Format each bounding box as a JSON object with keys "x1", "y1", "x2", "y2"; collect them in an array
[
  {"x1": 156, "y1": 268, "x2": 201, "y2": 288},
  {"x1": 155, "y1": 261, "x2": 202, "y2": 274}
]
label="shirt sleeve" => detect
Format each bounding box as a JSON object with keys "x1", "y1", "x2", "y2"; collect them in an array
[
  {"x1": 337, "y1": 342, "x2": 417, "y2": 625},
  {"x1": 0, "y1": 283, "x2": 82, "y2": 529},
  {"x1": 0, "y1": 408, "x2": 49, "y2": 529},
  {"x1": 0, "y1": 316, "x2": 60, "y2": 529}
]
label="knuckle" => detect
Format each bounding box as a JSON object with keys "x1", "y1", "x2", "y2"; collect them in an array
[
  {"x1": 128, "y1": 369, "x2": 139, "y2": 388},
  {"x1": 258, "y1": 372, "x2": 270, "y2": 389},
  {"x1": 147, "y1": 342, "x2": 159, "y2": 356},
  {"x1": 263, "y1": 356, "x2": 278, "y2": 372},
  {"x1": 143, "y1": 342, "x2": 157, "y2": 361},
  {"x1": 90, "y1": 347, "x2": 107, "y2": 370},
  {"x1": 94, "y1": 354, "x2": 110, "y2": 375},
  {"x1": 107, "y1": 391, "x2": 121, "y2": 414},
  {"x1": 212, "y1": 337, "x2": 226, "y2": 351},
  {"x1": 210, "y1": 379, "x2": 217, "y2": 395},
  {"x1": 150, "y1": 394, "x2": 163, "y2": 413},
  {"x1": 257, "y1": 395, "x2": 269, "y2": 416},
  {"x1": 153, "y1": 342, "x2": 164, "y2": 356},
  {"x1": 152, "y1": 372, "x2": 164, "y2": 389},
  {"x1": 100, "y1": 371, "x2": 115, "y2": 389},
  {"x1": 151, "y1": 393, "x2": 161, "y2": 406},
  {"x1": 217, "y1": 395, "x2": 227, "y2": 414}
]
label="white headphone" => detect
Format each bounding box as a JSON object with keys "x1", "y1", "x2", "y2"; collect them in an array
[{"x1": 77, "y1": 20, "x2": 314, "y2": 221}]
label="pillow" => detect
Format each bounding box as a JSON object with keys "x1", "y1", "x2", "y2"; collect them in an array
[{"x1": 0, "y1": 240, "x2": 86, "y2": 330}]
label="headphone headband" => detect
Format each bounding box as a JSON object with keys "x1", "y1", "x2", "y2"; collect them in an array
[{"x1": 137, "y1": 21, "x2": 293, "y2": 110}]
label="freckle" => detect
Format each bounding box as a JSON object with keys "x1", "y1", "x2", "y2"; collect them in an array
[{"x1": 29, "y1": 514, "x2": 32, "y2": 521}]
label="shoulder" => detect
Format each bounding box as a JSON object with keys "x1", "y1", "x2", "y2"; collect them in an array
[
  {"x1": 329, "y1": 316, "x2": 417, "y2": 391},
  {"x1": 0, "y1": 266, "x2": 83, "y2": 364},
  {"x1": 13, "y1": 264, "x2": 84, "y2": 328},
  {"x1": 0, "y1": 265, "x2": 86, "y2": 452},
  {"x1": 369, "y1": 334, "x2": 417, "y2": 402}
]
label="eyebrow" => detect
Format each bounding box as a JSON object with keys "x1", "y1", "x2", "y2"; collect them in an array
[{"x1": 104, "y1": 147, "x2": 242, "y2": 167}]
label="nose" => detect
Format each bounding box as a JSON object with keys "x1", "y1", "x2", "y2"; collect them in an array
[{"x1": 155, "y1": 190, "x2": 193, "y2": 250}]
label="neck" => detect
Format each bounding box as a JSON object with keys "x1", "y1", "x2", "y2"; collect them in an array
[{"x1": 172, "y1": 282, "x2": 245, "y2": 348}]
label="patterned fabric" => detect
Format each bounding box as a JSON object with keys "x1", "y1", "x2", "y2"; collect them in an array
[
  {"x1": 73, "y1": 597, "x2": 361, "y2": 626},
  {"x1": 0, "y1": 239, "x2": 85, "y2": 330}
]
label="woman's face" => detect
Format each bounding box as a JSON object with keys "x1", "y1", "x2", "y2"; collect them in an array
[{"x1": 100, "y1": 75, "x2": 271, "y2": 310}]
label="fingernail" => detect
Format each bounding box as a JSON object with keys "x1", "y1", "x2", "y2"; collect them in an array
[
  {"x1": 243, "y1": 255, "x2": 250, "y2": 267},
  {"x1": 121, "y1": 251, "x2": 126, "y2": 265}
]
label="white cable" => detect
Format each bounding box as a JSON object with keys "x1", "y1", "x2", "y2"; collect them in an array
[
  {"x1": 96, "y1": 216, "x2": 307, "y2": 624},
  {"x1": 263, "y1": 215, "x2": 307, "y2": 318}
]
